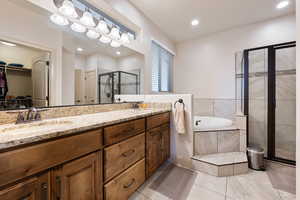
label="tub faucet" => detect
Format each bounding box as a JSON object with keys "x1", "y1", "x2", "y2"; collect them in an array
[{"x1": 195, "y1": 120, "x2": 202, "y2": 126}]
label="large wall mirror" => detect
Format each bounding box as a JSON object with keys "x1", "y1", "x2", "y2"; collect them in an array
[{"x1": 0, "y1": 0, "x2": 144, "y2": 111}]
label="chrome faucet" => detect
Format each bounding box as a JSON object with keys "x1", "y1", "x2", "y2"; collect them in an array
[{"x1": 15, "y1": 107, "x2": 43, "y2": 124}]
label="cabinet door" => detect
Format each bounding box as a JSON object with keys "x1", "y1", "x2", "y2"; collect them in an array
[
  {"x1": 0, "y1": 172, "x2": 50, "y2": 200},
  {"x1": 52, "y1": 152, "x2": 103, "y2": 200},
  {"x1": 161, "y1": 124, "x2": 170, "y2": 163},
  {"x1": 146, "y1": 127, "x2": 163, "y2": 178}
]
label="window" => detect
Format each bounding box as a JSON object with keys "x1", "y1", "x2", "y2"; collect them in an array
[{"x1": 151, "y1": 41, "x2": 173, "y2": 92}]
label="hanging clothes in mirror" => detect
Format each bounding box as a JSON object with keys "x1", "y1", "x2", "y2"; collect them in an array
[{"x1": 0, "y1": 68, "x2": 8, "y2": 103}]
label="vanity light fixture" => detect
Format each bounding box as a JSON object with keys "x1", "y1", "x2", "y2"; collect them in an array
[
  {"x1": 110, "y1": 40, "x2": 121, "y2": 48},
  {"x1": 109, "y1": 27, "x2": 121, "y2": 41},
  {"x1": 77, "y1": 47, "x2": 83, "y2": 52},
  {"x1": 71, "y1": 22, "x2": 86, "y2": 33},
  {"x1": 59, "y1": 0, "x2": 78, "y2": 18},
  {"x1": 276, "y1": 0, "x2": 289, "y2": 9},
  {"x1": 51, "y1": 0, "x2": 136, "y2": 47},
  {"x1": 86, "y1": 30, "x2": 100, "y2": 39},
  {"x1": 0, "y1": 41, "x2": 17, "y2": 47},
  {"x1": 50, "y1": 14, "x2": 69, "y2": 26},
  {"x1": 99, "y1": 35, "x2": 111, "y2": 44},
  {"x1": 120, "y1": 32, "x2": 130, "y2": 44},
  {"x1": 80, "y1": 10, "x2": 96, "y2": 27},
  {"x1": 95, "y1": 19, "x2": 110, "y2": 34}
]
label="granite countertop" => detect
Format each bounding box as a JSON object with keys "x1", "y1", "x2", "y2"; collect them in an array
[{"x1": 0, "y1": 108, "x2": 170, "y2": 151}]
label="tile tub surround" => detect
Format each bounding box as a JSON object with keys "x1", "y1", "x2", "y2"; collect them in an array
[
  {"x1": 193, "y1": 130, "x2": 248, "y2": 177},
  {"x1": 0, "y1": 107, "x2": 171, "y2": 151},
  {"x1": 130, "y1": 162, "x2": 296, "y2": 200},
  {"x1": 194, "y1": 130, "x2": 245, "y2": 155}
]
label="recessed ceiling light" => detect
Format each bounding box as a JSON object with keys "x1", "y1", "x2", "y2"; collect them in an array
[
  {"x1": 277, "y1": 0, "x2": 289, "y2": 9},
  {"x1": 77, "y1": 47, "x2": 83, "y2": 52},
  {"x1": 116, "y1": 51, "x2": 121, "y2": 55},
  {"x1": 0, "y1": 41, "x2": 17, "y2": 47},
  {"x1": 191, "y1": 19, "x2": 199, "y2": 26}
]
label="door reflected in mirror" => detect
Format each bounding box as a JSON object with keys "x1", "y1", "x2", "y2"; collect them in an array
[{"x1": 0, "y1": 41, "x2": 50, "y2": 110}]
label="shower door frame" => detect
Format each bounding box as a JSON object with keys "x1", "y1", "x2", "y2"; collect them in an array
[
  {"x1": 243, "y1": 41, "x2": 296, "y2": 165},
  {"x1": 98, "y1": 71, "x2": 139, "y2": 104}
]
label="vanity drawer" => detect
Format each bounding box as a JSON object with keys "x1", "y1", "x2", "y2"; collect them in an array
[
  {"x1": 0, "y1": 129, "x2": 102, "y2": 188},
  {"x1": 104, "y1": 118, "x2": 145, "y2": 145},
  {"x1": 104, "y1": 159, "x2": 145, "y2": 200},
  {"x1": 147, "y1": 112, "x2": 170, "y2": 129},
  {"x1": 104, "y1": 133, "x2": 145, "y2": 182}
]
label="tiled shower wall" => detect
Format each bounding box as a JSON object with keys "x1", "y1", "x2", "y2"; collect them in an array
[{"x1": 193, "y1": 98, "x2": 237, "y2": 120}]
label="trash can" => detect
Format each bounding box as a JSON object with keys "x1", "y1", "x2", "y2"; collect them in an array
[{"x1": 247, "y1": 146, "x2": 265, "y2": 170}]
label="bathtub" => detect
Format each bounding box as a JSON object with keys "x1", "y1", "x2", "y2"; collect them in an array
[{"x1": 194, "y1": 116, "x2": 233, "y2": 131}]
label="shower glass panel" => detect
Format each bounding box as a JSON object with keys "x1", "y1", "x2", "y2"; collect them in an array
[
  {"x1": 247, "y1": 49, "x2": 268, "y2": 157},
  {"x1": 274, "y1": 46, "x2": 296, "y2": 161},
  {"x1": 99, "y1": 71, "x2": 139, "y2": 104},
  {"x1": 120, "y1": 72, "x2": 138, "y2": 95},
  {"x1": 243, "y1": 41, "x2": 296, "y2": 165}
]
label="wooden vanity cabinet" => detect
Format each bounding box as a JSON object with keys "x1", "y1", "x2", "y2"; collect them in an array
[
  {"x1": 0, "y1": 171, "x2": 50, "y2": 200},
  {"x1": 0, "y1": 112, "x2": 170, "y2": 200},
  {"x1": 52, "y1": 151, "x2": 103, "y2": 200},
  {"x1": 146, "y1": 113, "x2": 170, "y2": 178}
]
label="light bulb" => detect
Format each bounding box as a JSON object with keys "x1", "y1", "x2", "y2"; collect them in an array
[
  {"x1": 277, "y1": 0, "x2": 289, "y2": 9},
  {"x1": 80, "y1": 11, "x2": 95, "y2": 27},
  {"x1": 71, "y1": 23, "x2": 86, "y2": 33},
  {"x1": 109, "y1": 27, "x2": 121, "y2": 41},
  {"x1": 111, "y1": 40, "x2": 121, "y2": 48},
  {"x1": 86, "y1": 30, "x2": 100, "y2": 39},
  {"x1": 59, "y1": 0, "x2": 78, "y2": 18},
  {"x1": 99, "y1": 35, "x2": 111, "y2": 44},
  {"x1": 95, "y1": 19, "x2": 109, "y2": 34},
  {"x1": 120, "y1": 32, "x2": 130, "y2": 44},
  {"x1": 50, "y1": 14, "x2": 69, "y2": 26}
]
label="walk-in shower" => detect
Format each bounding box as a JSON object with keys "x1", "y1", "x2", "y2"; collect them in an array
[
  {"x1": 98, "y1": 71, "x2": 139, "y2": 104},
  {"x1": 236, "y1": 41, "x2": 296, "y2": 165}
]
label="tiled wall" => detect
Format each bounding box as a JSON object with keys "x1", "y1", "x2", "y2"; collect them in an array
[{"x1": 193, "y1": 98, "x2": 237, "y2": 120}]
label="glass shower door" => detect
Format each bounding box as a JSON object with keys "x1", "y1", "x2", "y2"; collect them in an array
[{"x1": 274, "y1": 45, "x2": 296, "y2": 162}]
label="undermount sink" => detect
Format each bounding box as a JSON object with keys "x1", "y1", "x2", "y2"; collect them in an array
[{"x1": 0, "y1": 120, "x2": 73, "y2": 135}]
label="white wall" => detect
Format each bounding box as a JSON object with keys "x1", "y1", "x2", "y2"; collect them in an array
[
  {"x1": 104, "y1": 0, "x2": 176, "y2": 94},
  {"x1": 62, "y1": 49, "x2": 75, "y2": 105},
  {"x1": 0, "y1": 0, "x2": 63, "y2": 106},
  {"x1": 174, "y1": 14, "x2": 296, "y2": 99}
]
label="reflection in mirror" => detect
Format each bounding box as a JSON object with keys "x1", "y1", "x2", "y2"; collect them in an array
[
  {"x1": 0, "y1": 0, "x2": 144, "y2": 110},
  {"x1": 62, "y1": 32, "x2": 143, "y2": 105},
  {"x1": 0, "y1": 40, "x2": 50, "y2": 110}
]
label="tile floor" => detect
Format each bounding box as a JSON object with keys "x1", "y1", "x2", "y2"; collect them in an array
[{"x1": 130, "y1": 162, "x2": 296, "y2": 200}]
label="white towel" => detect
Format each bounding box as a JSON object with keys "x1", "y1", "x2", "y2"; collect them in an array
[{"x1": 174, "y1": 102, "x2": 186, "y2": 134}]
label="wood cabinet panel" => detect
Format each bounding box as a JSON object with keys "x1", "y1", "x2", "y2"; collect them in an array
[
  {"x1": 104, "y1": 133, "x2": 145, "y2": 182},
  {"x1": 0, "y1": 129, "x2": 102, "y2": 188},
  {"x1": 0, "y1": 171, "x2": 50, "y2": 200},
  {"x1": 161, "y1": 124, "x2": 170, "y2": 163},
  {"x1": 104, "y1": 119, "x2": 145, "y2": 145},
  {"x1": 52, "y1": 151, "x2": 102, "y2": 200},
  {"x1": 147, "y1": 113, "x2": 170, "y2": 130},
  {"x1": 146, "y1": 127, "x2": 163, "y2": 178},
  {"x1": 104, "y1": 159, "x2": 145, "y2": 200}
]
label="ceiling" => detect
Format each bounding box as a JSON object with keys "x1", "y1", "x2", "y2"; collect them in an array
[
  {"x1": 62, "y1": 31, "x2": 138, "y2": 58},
  {"x1": 129, "y1": 0, "x2": 295, "y2": 42}
]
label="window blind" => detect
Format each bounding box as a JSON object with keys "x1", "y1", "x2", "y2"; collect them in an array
[{"x1": 151, "y1": 41, "x2": 173, "y2": 92}]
